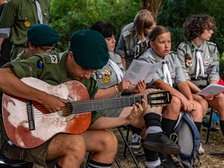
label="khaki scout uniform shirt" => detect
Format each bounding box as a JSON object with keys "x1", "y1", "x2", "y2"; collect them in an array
[
  {"x1": 4, "y1": 51, "x2": 100, "y2": 123},
  {"x1": 177, "y1": 41, "x2": 220, "y2": 87},
  {"x1": 115, "y1": 22, "x2": 149, "y2": 68},
  {"x1": 140, "y1": 48, "x2": 186, "y2": 86},
  {"x1": 93, "y1": 52, "x2": 124, "y2": 117},
  {"x1": 0, "y1": 0, "x2": 50, "y2": 46},
  {"x1": 94, "y1": 52, "x2": 124, "y2": 89}
]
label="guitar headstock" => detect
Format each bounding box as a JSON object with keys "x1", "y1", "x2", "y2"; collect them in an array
[{"x1": 147, "y1": 90, "x2": 172, "y2": 107}]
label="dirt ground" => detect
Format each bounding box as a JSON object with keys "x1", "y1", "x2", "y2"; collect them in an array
[{"x1": 112, "y1": 127, "x2": 224, "y2": 168}]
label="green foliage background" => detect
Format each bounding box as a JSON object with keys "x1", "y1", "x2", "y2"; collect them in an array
[
  {"x1": 50, "y1": 0, "x2": 140, "y2": 51},
  {"x1": 50, "y1": 0, "x2": 224, "y2": 53}
]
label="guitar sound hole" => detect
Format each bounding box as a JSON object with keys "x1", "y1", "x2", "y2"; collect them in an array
[{"x1": 61, "y1": 103, "x2": 72, "y2": 117}]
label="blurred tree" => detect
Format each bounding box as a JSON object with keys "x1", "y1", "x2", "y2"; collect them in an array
[
  {"x1": 50, "y1": 0, "x2": 139, "y2": 51},
  {"x1": 49, "y1": 0, "x2": 224, "y2": 54},
  {"x1": 140, "y1": 0, "x2": 163, "y2": 19}
]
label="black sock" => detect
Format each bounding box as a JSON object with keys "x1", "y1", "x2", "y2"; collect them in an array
[
  {"x1": 87, "y1": 159, "x2": 112, "y2": 168},
  {"x1": 194, "y1": 122, "x2": 202, "y2": 132},
  {"x1": 161, "y1": 118, "x2": 177, "y2": 136},
  {"x1": 129, "y1": 125, "x2": 142, "y2": 135},
  {"x1": 220, "y1": 120, "x2": 224, "y2": 135},
  {"x1": 144, "y1": 113, "x2": 161, "y2": 129},
  {"x1": 143, "y1": 146, "x2": 159, "y2": 162}
]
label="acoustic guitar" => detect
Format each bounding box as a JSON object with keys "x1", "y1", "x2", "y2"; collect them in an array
[{"x1": 2, "y1": 77, "x2": 171, "y2": 148}]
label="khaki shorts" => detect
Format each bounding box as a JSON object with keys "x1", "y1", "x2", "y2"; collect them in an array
[
  {"x1": 0, "y1": 111, "x2": 102, "y2": 168},
  {"x1": 0, "y1": 133, "x2": 55, "y2": 168}
]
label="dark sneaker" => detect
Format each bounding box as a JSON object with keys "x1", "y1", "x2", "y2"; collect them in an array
[
  {"x1": 129, "y1": 133, "x2": 142, "y2": 149},
  {"x1": 160, "y1": 154, "x2": 178, "y2": 168},
  {"x1": 143, "y1": 132, "x2": 180, "y2": 154}
]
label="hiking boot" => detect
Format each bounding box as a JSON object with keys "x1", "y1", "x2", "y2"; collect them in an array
[
  {"x1": 129, "y1": 133, "x2": 142, "y2": 149},
  {"x1": 143, "y1": 132, "x2": 180, "y2": 154}
]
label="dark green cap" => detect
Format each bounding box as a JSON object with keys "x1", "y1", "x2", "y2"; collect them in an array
[
  {"x1": 27, "y1": 24, "x2": 60, "y2": 46},
  {"x1": 70, "y1": 30, "x2": 109, "y2": 70}
]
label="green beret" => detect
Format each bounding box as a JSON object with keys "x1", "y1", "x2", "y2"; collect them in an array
[
  {"x1": 70, "y1": 30, "x2": 109, "y2": 70},
  {"x1": 27, "y1": 24, "x2": 60, "y2": 46}
]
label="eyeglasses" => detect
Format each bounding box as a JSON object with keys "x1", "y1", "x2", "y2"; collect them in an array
[{"x1": 39, "y1": 46, "x2": 54, "y2": 53}]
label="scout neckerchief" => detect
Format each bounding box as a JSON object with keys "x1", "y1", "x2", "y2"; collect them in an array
[
  {"x1": 108, "y1": 59, "x2": 124, "y2": 83},
  {"x1": 34, "y1": 0, "x2": 43, "y2": 24},
  {"x1": 195, "y1": 49, "x2": 205, "y2": 79},
  {"x1": 134, "y1": 37, "x2": 149, "y2": 59},
  {"x1": 162, "y1": 60, "x2": 173, "y2": 87}
]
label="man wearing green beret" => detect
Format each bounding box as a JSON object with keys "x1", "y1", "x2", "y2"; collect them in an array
[
  {"x1": 0, "y1": 0, "x2": 50, "y2": 60},
  {"x1": 14, "y1": 24, "x2": 60, "y2": 61},
  {"x1": 0, "y1": 30, "x2": 146, "y2": 168}
]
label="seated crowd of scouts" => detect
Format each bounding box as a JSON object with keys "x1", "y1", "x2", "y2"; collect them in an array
[{"x1": 0, "y1": 8, "x2": 224, "y2": 168}]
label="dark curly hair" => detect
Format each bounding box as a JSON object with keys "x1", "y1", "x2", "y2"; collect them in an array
[{"x1": 183, "y1": 14, "x2": 216, "y2": 41}]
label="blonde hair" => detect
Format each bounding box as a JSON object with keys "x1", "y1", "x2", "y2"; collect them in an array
[
  {"x1": 148, "y1": 25, "x2": 170, "y2": 42},
  {"x1": 133, "y1": 9, "x2": 155, "y2": 40}
]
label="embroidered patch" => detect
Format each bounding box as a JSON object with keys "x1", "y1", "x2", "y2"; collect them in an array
[
  {"x1": 37, "y1": 60, "x2": 44, "y2": 69},
  {"x1": 96, "y1": 70, "x2": 112, "y2": 83},
  {"x1": 186, "y1": 60, "x2": 192, "y2": 66},
  {"x1": 185, "y1": 53, "x2": 191, "y2": 60},
  {"x1": 24, "y1": 20, "x2": 31, "y2": 27}
]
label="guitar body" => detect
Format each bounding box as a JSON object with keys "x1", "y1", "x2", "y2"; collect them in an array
[{"x1": 2, "y1": 77, "x2": 91, "y2": 148}]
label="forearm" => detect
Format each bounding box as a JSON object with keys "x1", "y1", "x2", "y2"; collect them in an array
[
  {"x1": 94, "y1": 86, "x2": 120, "y2": 99},
  {"x1": 177, "y1": 81, "x2": 193, "y2": 100},
  {"x1": 0, "y1": 68, "x2": 47, "y2": 104},
  {"x1": 154, "y1": 80, "x2": 187, "y2": 101},
  {"x1": 186, "y1": 80, "x2": 201, "y2": 93}
]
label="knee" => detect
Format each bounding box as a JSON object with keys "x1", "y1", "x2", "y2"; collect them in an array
[
  {"x1": 191, "y1": 102, "x2": 204, "y2": 121},
  {"x1": 64, "y1": 135, "x2": 86, "y2": 158},
  {"x1": 166, "y1": 96, "x2": 181, "y2": 115},
  {"x1": 100, "y1": 131, "x2": 118, "y2": 153}
]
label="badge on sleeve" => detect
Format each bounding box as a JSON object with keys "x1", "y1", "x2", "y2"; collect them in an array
[
  {"x1": 24, "y1": 21, "x2": 31, "y2": 27},
  {"x1": 37, "y1": 60, "x2": 44, "y2": 69}
]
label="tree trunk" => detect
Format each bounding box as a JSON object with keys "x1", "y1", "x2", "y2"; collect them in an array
[{"x1": 140, "y1": 0, "x2": 163, "y2": 20}]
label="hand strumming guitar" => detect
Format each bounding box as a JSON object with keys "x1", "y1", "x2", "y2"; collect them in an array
[{"x1": 41, "y1": 93, "x2": 68, "y2": 113}]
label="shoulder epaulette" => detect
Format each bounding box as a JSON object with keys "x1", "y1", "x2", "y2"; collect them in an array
[
  {"x1": 206, "y1": 41, "x2": 217, "y2": 53},
  {"x1": 122, "y1": 30, "x2": 132, "y2": 37}
]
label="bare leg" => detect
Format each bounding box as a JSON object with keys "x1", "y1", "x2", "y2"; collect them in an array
[
  {"x1": 163, "y1": 96, "x2": 181, "y2": 120},
  {"x1": 193, "y1": 94, "x2": 209, "y2": 116},
  {"x1": 209, "y1": 93, "x2": 224, "y2": 120},
  {"x1": 190, "y1": 100, "x2": 204, "y2": 122},
  {"x1": 81, "y1": 129, "x2": 117, "y2": 163},
  {"x1": 46, "y1": 134, "x2": 86, "y2": 168}
]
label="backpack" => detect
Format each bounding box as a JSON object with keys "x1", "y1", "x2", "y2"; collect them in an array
[{"x1": 171, "y1": 112, "x2": 201, "y2": 168}]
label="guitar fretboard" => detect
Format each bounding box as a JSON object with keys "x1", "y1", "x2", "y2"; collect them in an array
[{"x1": 70, "y1": 95, "x2": 142, "y2": 114}]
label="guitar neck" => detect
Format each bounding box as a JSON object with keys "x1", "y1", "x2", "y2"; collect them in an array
[{"x1": 70, "y1": 95, "x2": 142, "y2": 114}]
